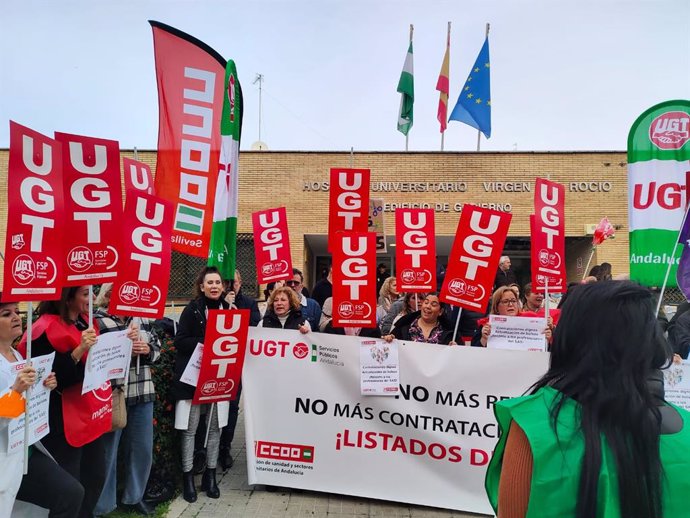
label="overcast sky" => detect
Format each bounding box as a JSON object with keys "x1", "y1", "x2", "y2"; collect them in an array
[{"x1": 1, "y1": 0, "x2": 688, "y2": 153}]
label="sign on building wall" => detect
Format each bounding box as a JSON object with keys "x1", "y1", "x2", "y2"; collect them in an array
[{"x1": 628, "y1": 100, "x2": 690, "y2": 286}]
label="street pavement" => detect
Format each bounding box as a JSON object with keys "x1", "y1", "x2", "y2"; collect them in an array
[{"x1": 167, "y1": 404, "x2": 493, "y2": 518}]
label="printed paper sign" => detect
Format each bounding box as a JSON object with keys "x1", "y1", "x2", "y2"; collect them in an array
[
  {"x1": 82, "y1": 330, "x2": 132, "y2": 394},
  {"x1": 193, "y1": 310, "x2": 250, "y2": 404},
  {"x1": 395, "y1": 208, "x2": 436, "y2": 291},
  {"x1": 243, "y1": 327, "x2": 550, "y2": 515},
  {"x1": 2, "y1": 121, "x2": 65, "y2": 301},
  {"x1": 7, "y1": 352, "x2": 55, "y2": 452},
  {"x1": 55, "y1": 131, "x2": 123, "y2": 284},
  {"x1": 328, "y1": 168, "x2": 371, "y2": 252},
  {"x1": 180, "y1": 343, "x2": 204, "y2": 387},
  {"x1": 332, "y1": 232, "x2": 377, "y2": 327},
  {"x1": 532, "y1": 178, "x2": 566, "y2": 292},
  {"x1": 440, "y1": 205, "x2": 512, "y2": 312},
  {"x1": 359, "y1": 339, "x2": 399, "y2": 396},
  {"x1": 663, "y1": 360, "x2": 690, "y2": 411},
  {"x1": 487, "y1": 315, "x2": 547, "y2": 352},
  {"x1": 252, "y1": 207, "x2": 293, "y2": 283},
  {"x1": 123, "y1": 157, "x2": 155, "y2": 195},
  {"x1": 109, "y1": 192, "x2": 173, "y2": 318}
]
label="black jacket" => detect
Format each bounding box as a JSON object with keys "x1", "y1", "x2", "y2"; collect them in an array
[
  {"x1": 172, "y1": 297, "x2": 229, "y2": 401},
  {"x1": 668, "y1": 307, "x2": 690, "y2": 359},
  {"x1": 391, "y1": 310, "x2": 455, "y2": 345},
  {"x1": 261, "y1": 309, "x2": 307, "y2": 330},
  {"x1": 234, "y1": 290, "x2": 262, "y2": 326}
]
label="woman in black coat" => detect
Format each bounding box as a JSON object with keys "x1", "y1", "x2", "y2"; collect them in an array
[
  {"x1": 259, "y1": 286, "x2": 310, "y2": 333},
  {"x1": 383, "y1": 293, "x2": 456, "y2": 345}
]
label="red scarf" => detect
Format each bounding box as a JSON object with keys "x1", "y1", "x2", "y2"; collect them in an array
[{"x1": 19, "y1": 314, "x2": 111, "y2": 447}]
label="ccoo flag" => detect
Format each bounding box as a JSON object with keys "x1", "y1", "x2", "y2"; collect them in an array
[
  {"x1": 449, "y1": 36, "x2": 491, "y2": 138},
  {"x1": 397, "y1": 40, "x2": 414, "y2": 136},
  {"x1": 208, "y1": 60, "x2": 243, "y2": 280},
  {"x1": 436, "y1": 27, "x2": 450, "y2": 133}
]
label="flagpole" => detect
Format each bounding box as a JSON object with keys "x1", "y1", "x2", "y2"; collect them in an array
[
  {"x1": 23, "y1": 302, "x2": 33, "y2": 475},
  {"x1": 350, "y1": 147, "x2": 354, "y2": 168},
  {"x1": 656, "y1": 187, "x2": 690, "y2": 316},
  {"x1": 441, "y1": 21, "x2": 450, "y2": 152},
  {"x1": 406, "y1": 23, "x2": 413, "y2": 152},
  {"x1": 476, "y1": 23, "x2": 490, "y2": 152}
]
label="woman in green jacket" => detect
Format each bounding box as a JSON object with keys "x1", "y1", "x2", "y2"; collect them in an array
[{"x1": 486, "y1": 281, "x2": 690, "y2": 518}]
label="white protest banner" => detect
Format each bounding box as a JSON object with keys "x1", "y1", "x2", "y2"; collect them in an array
[
  {"x1": 360, "y1": 339, "x2": 399, "y2": 396},
  {"x1": 8, "y1": 352, "x2": 55, "y2": 452},
  {"x1": 180, "y1": 343, "x2": 204, "y2": 387},
  {"x1": 663, "y1": 360, "x2": 690, "y2": 410},
  {"x1": 82, "y1": 330, "x2": 131, "y2": 394},
  {"x1": 487, "y1": 314, "x2": 547, "y2": 352},
  {"x1": 243, "y1": 328, "x2": 549, "y2": 514}
]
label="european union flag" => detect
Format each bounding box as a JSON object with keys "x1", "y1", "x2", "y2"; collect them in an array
[{"x1": 449, "y1": 37, "x2": 491, "y2": 138}]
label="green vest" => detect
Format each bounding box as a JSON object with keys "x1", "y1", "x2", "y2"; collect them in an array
[{"x1": 485, "y1": 386, "x2": 690, "y2": 518}]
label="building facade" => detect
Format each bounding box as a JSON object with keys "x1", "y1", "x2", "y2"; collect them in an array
[{"x1": 0, "y1": 149, "x2": 629, "y2": 297}]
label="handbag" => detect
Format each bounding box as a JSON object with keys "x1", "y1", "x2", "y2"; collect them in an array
[{"x1": 110, "y1": 382, "x2": 127, "y2": 431}]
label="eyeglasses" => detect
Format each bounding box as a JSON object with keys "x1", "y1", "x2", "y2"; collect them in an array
[
  {"x1": 286, "y1": 280, "x2": 300, "y2": 286},
  {"x1": 499, "y1": 299, "x2": 518, "y2": 306}
]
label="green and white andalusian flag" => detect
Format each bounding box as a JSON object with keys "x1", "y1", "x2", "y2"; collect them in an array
[
  {"x1": 208, "y1": 60, "x2": 243, "y2": 279},
  {"x1": 397, "y1": 42, "x2": 414, "y2": 136},
  {"x1": 628, "y1": 100, "x2": 690, "y2": 286}
]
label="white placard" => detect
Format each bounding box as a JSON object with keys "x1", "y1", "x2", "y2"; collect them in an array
[
  {"x1": 487, "y1": 314, "x2": 547, "y2": 352},
  {"x1": 180, "y1": 343, "x2": 204, "y2": 387},
  {"x1": 663, "y1": 360, "x2": 690, "y2": 410},
  {"x1": 82, "y1": 330, "x2": 132, "y2": 394},
  {"x1": 243, "y1": 327, "x2": 549, "y2": 515},
  {"x1": 7, "y1": 352, "x2": 55, "y2": 453},
  {"x1": 360, "y1": 339, "x2": 399, "y2": 396}
]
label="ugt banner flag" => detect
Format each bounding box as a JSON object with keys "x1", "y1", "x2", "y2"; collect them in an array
[
  {"x1": 208, "y1": 60, "x2": 243, "y2": 279},
  {"x1": 628, "y1": 100, "x2": 690, "y2": 286},
  {"x1": 531, "y1": 178, "x2": 566, "y2": 292},
  {"x1": 150, "y1": 20, "x2": 226, "y2": 257},
  {"x1": 2, "y1": 122, "x2": 65, "y2": 301}
]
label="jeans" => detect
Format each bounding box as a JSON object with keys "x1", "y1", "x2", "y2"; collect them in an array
[
  {"x1": 181, "y1": 403, "x2": 220, "y2": 472},
  {"x1": 94, "y1": 401, "x2": 154, "y2": 515}
]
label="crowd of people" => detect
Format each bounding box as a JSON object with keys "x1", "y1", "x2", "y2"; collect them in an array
[{"x1": 1, "y1": 256, "x2": 689, "y2": 517}]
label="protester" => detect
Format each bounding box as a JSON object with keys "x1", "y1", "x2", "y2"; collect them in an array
[
  {"x1": 0, "y1": 296, "x2": 81, "y2": 517},
  {"x1": 286, "y1": 269, "x2": 321, "y2": 331},
  {"x1": 508, "y1": 283, "x2": 522, "y2": 310},
  {"x1": 172, "y1": 266, "x2": 230, "y2": 502},
  {"x1": 321, "y1": 297, "x2": 382, "y2": 338},
  {"x1": 376, "y1": 277, "x2": 399, "y2": 324},
  {"x1": 388, "y1": 292, "x2": 424, "y2": 334},
  {"x1": 472, "y1": 286, "x2": 552, "y2": 347},
  {"x1": 224, "y1": 270, "x2": 261, "y2": 326},
  {"x1": 485, "y1": 281, "x2": 690, "y2": 518},
  {"x1": 376, "y1": 263, "x2": 389, "y2": 295},
  {"x1": 259, "y1": 281, "x2": 284, "y2": 318},
  {"x1": 666, "y1": 301, "x2": 690, "y2": 359},
  {"x1": 311, "y1": 266, "x2": 333, "y2": 308},
  {"x1": 259, "y1": 286, "x2": 310, "y2": 333},
  {"x1": 521, "y1": 283, "x2": 543, "y2": 313},
  {"x1": 383, "y1": 293, "x2": 456, "y2": 345},
  {"x1": 494, "y1": 256, "x2": 517, "y2": 289},
  {"x1": 596, "y1": 262, "x2": 613, "y2": 281},
  {"x1": 92, "y1": 283, "x2": 160, "y2": 516},
  {"x1": 18, "y1": 286, "x2": 106, "y2": 518}
]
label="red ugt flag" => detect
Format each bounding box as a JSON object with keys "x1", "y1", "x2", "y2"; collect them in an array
[{"x1": 532, "y1": 178, "x2": 566, "y2": 292}]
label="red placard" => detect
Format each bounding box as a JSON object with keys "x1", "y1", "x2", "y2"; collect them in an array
[
  {"x1": 2, "y1": 122, "x2": 65, "y2": 301},
  {"x1": 332, "y1": 231, "x2": 377, "y2": 327},
  {"x1": 440, "y1": 205, "x2": 512, "y2": 312},
  {"x1": 251, "y1": 207, "x2": 293, "y2": 283},
  {"x1": 108, "y1": 193, "x2": 173, "y2": 318},
  {"x1": 395, "y1": 208, "x2": 436, "y2": 292},
  {"x1": 123, "y1": 157, "x2": 155, "y2": 196},
  {"x1": 150, "y1": 21, "x2": 225, "y2": 257},
  {"x1": 193, "y1": 309, "x2": 249, "y2": 404},
  {"x1": 54, "y1": 132, "x2": 123, "y2": 285},
  {"x1": 328, "y1": 168, "x2": 371, "y2": 252},
  {"x1": 532, "y1": 178, "x2": 566, "y2": 292}
]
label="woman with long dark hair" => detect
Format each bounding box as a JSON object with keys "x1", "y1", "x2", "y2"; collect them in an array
[{"x1": 485, "y1": 281, "x2": 690, "y2": 518}]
